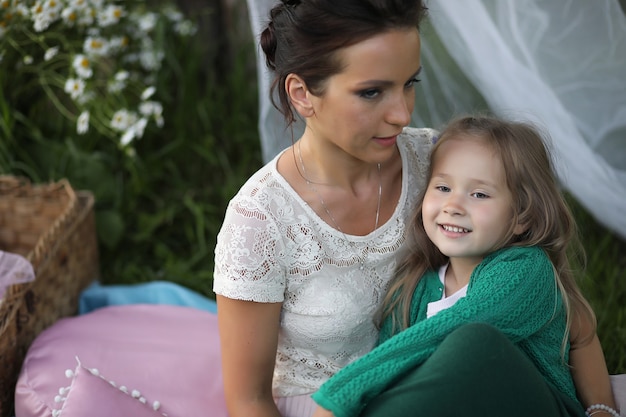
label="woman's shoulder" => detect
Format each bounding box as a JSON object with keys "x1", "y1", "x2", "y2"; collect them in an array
[
  {"x1": 399, "y1": 126, "x2": 437, "y2": 152},
  {"x1": 231, "y1": 154, "x2": 292, "y2": 204},
  {"x1": 397, "y1": 127, "x2": 437, "y2": 162},
  {"x1": 397, "y1": 126, "x2": 438, "y2": 189}
]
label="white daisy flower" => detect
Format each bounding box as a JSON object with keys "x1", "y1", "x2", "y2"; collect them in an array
[
  {"x1": 114, "y1": 70, "x2": 130, "y2": 81},
  {"x1": 76, "y1": 90, "x2": 95, "y2": 105},
  {"x1": 107, "y1": 79, "x2": 125, "y2": 93},
  {"x1": 137, "y1": 12, "x2": 157, "y2": 32},
  {"x1": 140, "y1": 86, "x2": 156, "y2": 101},
  {"x1": 120, "y1": 128, "x2": 135, "y2": 146},
  {"x1": 77, "y1": 111, "x2": 90, "y2": 134},
  {"x1": 76, "y1": 7, "x2": 95, "y2": 26},
  {"x1": 44, "y1": 46, "x2": 60, "y2": 61},
  {"x1": 139, "y1": 49, "x2": 163, "y2": 71},
  {"x1": 72, "y1": 54, "x2": 93, "y2": 78},
  {"x1": 108, "y1": 36, "x2": 129, "y2": 52},
  {"x1": 119, "y1": 117, "x2": 148, "y2": 146},
  {"x1": 139, "y1": 101, "x2": 164, "y2": 127},
  {"x1": 33, "y1": 13, "x2": 53, "y2": 31},
  {"x1": 69, "y1": 0, "x2": 88, "y2": 10},
  {"x1": 44, "y1": 0, "x2": 63, "y2": 14},
  {"x1": 174, "y1": 21, "x2": 197, "y2": 37},
  {"x1": 83, "y1": 36, "x2": 109, "y2": 56},
  {"x1": 61, "y1": 7, "x2": 78, "y2": 26},
  {"x1": 14, "y1": 4, "x2": 30, "y2": 17},
  {"x1": 164, "y1": 8, "x2": 183, "y2": 22},
  {"x1": 64, "y1": 78, "x2": 86, "y2": 100},
  {"x1": 98, "y1": 4, "x2": 124, "y2": 27},
  {"x1": 111, "y1": 109, "x2": 137, "y2": 132},
  {"x1": 133, "y1": 118, "x2": 148, "y2": 139}
]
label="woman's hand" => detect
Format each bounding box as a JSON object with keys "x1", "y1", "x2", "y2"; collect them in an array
[
  {"x1": 216, "y1": 296, "x2": 283, "y2": 417},
  {"x1": 312, "y1": 406, "x2": 335, "y2": 417}
]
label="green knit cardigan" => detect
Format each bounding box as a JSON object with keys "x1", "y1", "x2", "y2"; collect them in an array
[{"x1": 312, "y1": 246, "x2": 579, "y2": 417}]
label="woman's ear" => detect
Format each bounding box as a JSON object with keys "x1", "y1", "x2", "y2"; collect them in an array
[{"x1": 286, "y1": 74, "x2": 314, "y2": 118}]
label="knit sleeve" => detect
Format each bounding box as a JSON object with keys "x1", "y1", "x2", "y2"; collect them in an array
[{"x1": 312, "y1": 246, "x2": 559, "y2": 417}]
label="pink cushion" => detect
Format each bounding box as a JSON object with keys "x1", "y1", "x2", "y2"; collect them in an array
[
  {"x1": 611, "y1": 374, "x2": 626, "y2": 416},
  {"x1": 15, "y1": 304, "x2": 227, "y2": 417},
  {"x1": 56, "y1": 361, "x2": 166, "y2": 416}
]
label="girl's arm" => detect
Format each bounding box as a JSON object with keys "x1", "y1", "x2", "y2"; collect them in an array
[
  {"x1": 216, "y1": 295, "x2": 283, "y2": 417},
  {"x1": 569, "y1": 306, "x2": 618, "y2": 412}
]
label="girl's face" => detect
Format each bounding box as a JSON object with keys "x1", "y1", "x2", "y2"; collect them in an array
[
  {"x1": 305, "y1": 28, "x2": 422, "y2": 164},
  {"x1": 422, "y1": 135, "x2": 522, "y2": 266}
]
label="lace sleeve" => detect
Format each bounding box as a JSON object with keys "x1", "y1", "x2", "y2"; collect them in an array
[{"x1": 213, "y1": 192, "x2": 286, "y2": 303}]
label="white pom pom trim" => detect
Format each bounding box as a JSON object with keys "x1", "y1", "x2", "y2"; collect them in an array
[{"x1": 51, "y1": 357, "x2": 168, "y2": 416}]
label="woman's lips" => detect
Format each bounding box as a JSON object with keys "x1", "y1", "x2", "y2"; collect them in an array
[{"x1": 374, "y1": 135, "x2": 398, "y2": 147}]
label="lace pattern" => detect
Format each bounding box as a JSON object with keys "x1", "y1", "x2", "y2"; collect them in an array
[{"x1": 213, "y1": 127, "x2": 436, "y2": 396}]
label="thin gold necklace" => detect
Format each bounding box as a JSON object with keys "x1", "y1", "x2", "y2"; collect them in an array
[{"x1": 297, "y1": 142, "x2": 382, "y2": 270}]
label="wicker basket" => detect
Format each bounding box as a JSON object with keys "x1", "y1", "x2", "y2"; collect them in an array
[{"x1": 0, "y1": 176, "x2": 99, "y2": 417}]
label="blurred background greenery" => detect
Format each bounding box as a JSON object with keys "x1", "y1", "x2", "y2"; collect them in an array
[{"x1": 1, "y1": 0, "x2": 624, "y2": 374}]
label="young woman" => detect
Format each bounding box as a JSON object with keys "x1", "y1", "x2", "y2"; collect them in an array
[
  {"x1": 214, "y1": 2, "x2": 431, "y2": 416},
  {"x1": 312, "y1": 115, "x2": 618, "y2": 417},
  {"x1": 213, "y1": 1, "x2": 615, "y2": 416}
]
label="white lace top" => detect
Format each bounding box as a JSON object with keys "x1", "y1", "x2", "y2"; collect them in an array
[{"x1": 213, "y1": 127, "x2": 436, "y2": 398}]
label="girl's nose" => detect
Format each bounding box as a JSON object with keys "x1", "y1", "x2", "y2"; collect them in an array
[{"x1": 443, "y1": 195, "x2": 465, "y2": 216}]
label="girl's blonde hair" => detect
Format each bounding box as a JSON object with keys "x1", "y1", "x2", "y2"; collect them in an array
[{"x1": 382, "y1": 114, "x2": 596, "y2": 351}]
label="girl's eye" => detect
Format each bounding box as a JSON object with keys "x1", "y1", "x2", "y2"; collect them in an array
[
  {"x1": 471, "y1": 192, "x2": 489, "y2": 199},
  {"x1": 358, "y1": 88, "x2": 380, "y2": 99},
  {"x1": 405, "y1": 77, "x2": 421, "y2": 88},
  {"x1": 435, "y1": 185, "x2": 450, "y2": 192}
]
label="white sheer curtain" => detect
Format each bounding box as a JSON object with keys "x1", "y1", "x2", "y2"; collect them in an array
[
  {"x1": 246, "y1": 0, "x2": 305, "y2": 163},
  {"x1": 245, "y1": 0, "x2": 626, "y2": 239}
]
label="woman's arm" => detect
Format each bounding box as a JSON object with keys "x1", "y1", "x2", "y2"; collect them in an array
[
  {"x1": 216, "y1": 295, "x2": 283, "y2": 417},
  {"x1": 312, "y1": 407, "x2": 335, "y2": 417},
  {"x1": 569, "y1": 306, "x2": 618, "y2": 412}
]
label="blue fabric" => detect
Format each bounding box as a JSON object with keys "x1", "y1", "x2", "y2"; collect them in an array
[{"x1": 79, "y1": 281, "x2": 217, "y2": 315}]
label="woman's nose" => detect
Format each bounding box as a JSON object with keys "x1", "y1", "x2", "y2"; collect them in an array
[{"x1": 386, "y1": 92, "x2": 412, "y2": 127}]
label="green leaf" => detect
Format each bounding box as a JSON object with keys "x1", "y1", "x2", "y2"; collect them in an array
[{"x1": 95, "y1": 209, "x2": 125, "y2": 249}]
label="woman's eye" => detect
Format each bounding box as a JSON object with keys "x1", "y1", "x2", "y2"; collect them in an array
[
  {"x1": 359, "y1": 88, "x2": 380, "y2": 99},
  {"x1": 405, "y1": 78, "x2": 421, "y2": 88}
]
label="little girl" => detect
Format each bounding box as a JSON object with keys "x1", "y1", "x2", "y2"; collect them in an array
[{"x1": 312, "y1": 115, "x2": 618, "y2": 417}]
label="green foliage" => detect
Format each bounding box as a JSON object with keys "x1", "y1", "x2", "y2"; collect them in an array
[{"x1": 0, "y1": 1, "x2": 261, "y2": 297}]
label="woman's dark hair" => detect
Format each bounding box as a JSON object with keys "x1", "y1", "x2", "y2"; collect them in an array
[{"x1": 260, "y1": 0, "x2": 428, "y2": 127}]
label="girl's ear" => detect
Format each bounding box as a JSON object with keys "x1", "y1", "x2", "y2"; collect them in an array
[
  {"x1": 286, "y1": 74, "x2": 314, "y2": 118},
  {"x1": 513, "y1": 221, "x2": 528, "y2": 236}
]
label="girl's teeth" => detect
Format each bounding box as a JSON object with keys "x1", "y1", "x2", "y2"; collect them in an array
[{"x1": 443, "y1": 225, "x2": 468, "y2": 233}]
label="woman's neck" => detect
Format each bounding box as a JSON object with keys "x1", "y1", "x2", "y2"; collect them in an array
[{"x1": 297, "y1": 135, "x2": 382, "y2": 192}]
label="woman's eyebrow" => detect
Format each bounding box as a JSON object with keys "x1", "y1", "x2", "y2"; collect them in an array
[{"x1": 355, "y1": 67, "x2": 423, "y2": 88}]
